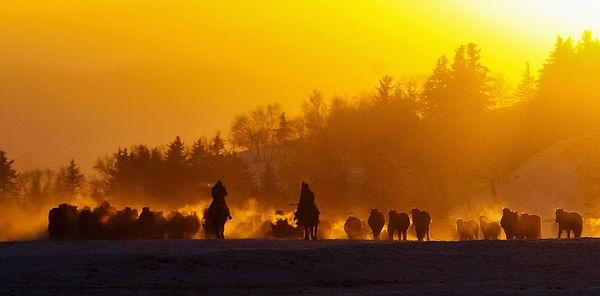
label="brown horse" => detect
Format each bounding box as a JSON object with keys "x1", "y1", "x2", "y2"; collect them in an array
[
  {"x1": 295, "y1": 182, "x2": 320, "y2": 240},
  {"x1": 203, "y1": 203, "x2": 230, "y2": 239},
  {"x1": 295, "y1": 204, "x2": 319, "y2": 240}
]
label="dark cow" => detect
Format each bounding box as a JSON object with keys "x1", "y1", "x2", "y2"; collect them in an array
[
  {"x1": 77, "y1": 207, "x2": 94, "y2": 240},
  {"x1": 479, "y1": 215, "x2": 501, "y2": 240},
  {"x1": 138, "y1": 207, "x2": 157, "y2": 239},
  {"x1": 91, "y1": 201, "x2": 116, "y2": 239},
  {"x1": 555, "y1": 209, "x2": 583, "y2": 239},
  {"x1": 153, "y1": 211, "x2": 167, "y2": 239},
  {"x1": 183, "y1": 212, "x2": 201, "y2": 239},
  {"x1": 344, "y1": 216, "x2": 366, "y2": 240},
  {"x1": 456, "y1": 219, "x2": 479, "y2": 241},
  {"x1": 166, "y1": 211, "x2": 201, "y2": 239},
  {"x1": 411, "y1": 208, "x2": 431, "y2": 241},
  {"x1": 138, "y1": 208, "x2": 167, "y2": 239},
  {"x1": 48, "y1": 203, "x2": 79, "y2": 240},
  {"x1": 110, "y1": 207, "x2": 139, "y2": 239},
  {"x1": 500, "y1": 208, "x2": 519, "y2": 240},
  {"x1": 166, "y1": 211, "x2": 186, "y2": 239},
  {"x1": 269, "y1": 212, "x2": 303, "y2": 239},
  {"x1": 388, "y1": 210, "x2": 410, "y2": 241},
  {"x1": 517, "y1": 213, "x2": 541, "y2": 240},
  {"x1": 368, "y1": 208, "x2": 385, "y2": 240}
]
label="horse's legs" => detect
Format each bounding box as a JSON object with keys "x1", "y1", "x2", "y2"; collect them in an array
[
  {"x1": 304, "y1": 227, "x2": 309, "y2": 240},
  {"x1": 312, "y1": 224, "x2": 318, "y2": 240}
]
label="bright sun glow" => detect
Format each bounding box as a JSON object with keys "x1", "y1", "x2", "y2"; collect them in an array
[{"x1": 461, "y1": 0, "x2": 600, "y2": 37}]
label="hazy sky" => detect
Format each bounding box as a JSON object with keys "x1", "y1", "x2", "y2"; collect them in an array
[{"x1": 1, "y1": 0, "x2": 599, "y2": 172}]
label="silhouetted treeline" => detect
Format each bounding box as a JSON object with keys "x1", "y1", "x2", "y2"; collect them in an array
[
  {"x1": 234, "y1": 31, "x2": 600, "y2": 220},
  {"x1": 93, "y1": 135, "x2": 256, "y2": 207},
  {"x1": 3, "y1": 31, "x2": 600, "y2": 224}
]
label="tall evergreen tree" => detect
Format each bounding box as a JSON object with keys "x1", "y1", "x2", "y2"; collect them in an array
[
  {"x1": 55, "y1": 159, "x2": 84, "y2": 199},
  {"x1": 275, "y1": 113, "x2": 293, "y2": 157},
  {"x1": 209, "y1": 133, "x2": 226, "y2": 157},
  {"x1": 0, "y1": 150, "x2": 18, "y2": 198},
  {"x1": 165, "y1": 136, "x2": 186, "y2": 167},
  {"x1": 374, "y1": 75, "x2": 395, "y2": 104},
  {"x1": 421, "y1": 56, "x2": 451, "y2": 118},
  {"x1": 516, "y1": 62, "x2": 536, "y2": 102}
]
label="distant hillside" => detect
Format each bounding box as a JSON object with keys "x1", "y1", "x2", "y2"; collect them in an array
[{"x1": 498, "y1": 137, "x2": 584, "y2": 217}]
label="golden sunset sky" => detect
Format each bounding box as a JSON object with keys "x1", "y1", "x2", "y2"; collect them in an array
[{"x1": 1, "y1": 0, "x2": 598, "y2": 171}]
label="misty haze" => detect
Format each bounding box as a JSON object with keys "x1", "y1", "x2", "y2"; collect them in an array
[{"x1": 3, "y1": 1, "x2": 600, "y2": 295}]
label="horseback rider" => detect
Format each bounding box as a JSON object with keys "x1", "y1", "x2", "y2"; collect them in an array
[
  {"x1": 296, "y1": 182, "x2": 319, "y2": 226},
  {"x1": 209, "y1": 180, "x2": 232, "y2": 220}
]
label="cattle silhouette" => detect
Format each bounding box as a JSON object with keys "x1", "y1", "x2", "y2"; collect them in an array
[
  {"x1": 479, "y1": 215, "x2": 501, "y2": 240},
  {"x1": 134, "y1": 206, "x2": 166, "y2": 239},
  {"x1": 517, "y1": 213, "x2": 541, "y2": 240},
  {"x1": 48, "y1": 203, "x2": 78, "y2": 240},
  {"x1": 456, "y1": 219, "x2": 479, "y2": 241},
  {"x1": 501, "y1": 209, "x2": 541, "y2": 240},
  {"x1": 47, "y1": 202, "x2": 203, "y2": 240},
  {"x1": 77, "y1": 207, "x2": 94, "y2": 240},
  {"x1": 183, "y1": 212, "x2": 201, "y2": 239},
  {"x1": 344, "y1": 216, "x2": 367, "y2": 240},
  {"x1": 387, "y1": 210, "x2": 410, "y2": 241},
  {"x1": 269, "y1": 211, "x2": 303, "y2": 239},
  {"x1": 165, "y1": 211, "x2": 200, "y2": 239},
  {"x1": 411, "y1": 208, "x2": 431, "y2": 241},
  {"x1": 91, "y1": 201, "x2": 117, "y2": 239},
  {"x1": 555, "y1": 209, "x2": 583, "y2": 239},
  {"x1": 368, "y1": 208, "x2": 385, "y2": 240},
  {"x1": 153, "y1": 211, "x2": 168, "y2": 239},
  {"x1": 110, "y1": 207, "x2": 138, "y2": 239},
  {"x1": 500, "y1": 208, "x2": 519, "y2": 240},
  {"x1": 166, "y1": 211, "x2": 187, "y2": 239},
  {"x1": 294, "y1": 182, "x2": 320, "y2": 240},
  {"x1": 138, "y1": 207, "x2": 157, "y2": 239}
]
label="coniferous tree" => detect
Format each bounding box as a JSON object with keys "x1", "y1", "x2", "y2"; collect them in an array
[
  {"x1": 55, "y1": 159, "x2": 84, "y2": 199},
  {"x1": 0, "y1": 150, "x2": 18, "y2": 199},
  {"x1": 275, "y1": 113, "x2": 293, "y2": 157},
  {"x1": 209, "y1": 133, "x2": 226, "y2": 157},
  {"x1": 516, "y1": 62, "x2": 536, "y2": 102},
  {"x1": 165, "y1": 136, "x2": 186, "y2": 168},
  {"x1": 421, "y1": 56, "x2": 452, "y2": 119},
  {"x1": 374, "y1": 75, "x2": 395, "y2": 104}
]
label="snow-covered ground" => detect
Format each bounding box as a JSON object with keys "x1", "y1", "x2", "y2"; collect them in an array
[{"x1": 2, "y1": 239, "x2": 600, "y2": 295}]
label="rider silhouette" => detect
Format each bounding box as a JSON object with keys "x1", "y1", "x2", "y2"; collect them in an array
[
  {"x1": 209, "y1": 180, "x2": 232, "y2": 220},
  {"x1": 296, "y1": 182, "x2": 319, "y2": 225}
]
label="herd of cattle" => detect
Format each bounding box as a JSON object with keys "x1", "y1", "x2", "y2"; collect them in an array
[
  {"x1": 345, "y1": 207, "x2": 584, "y2": 241},
  {"x1": 47, "y1": 202, "x2": 584, "y2": 241},
  {"x1": 48, "y1": 202, "x2": 201, "y2": 240}
]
